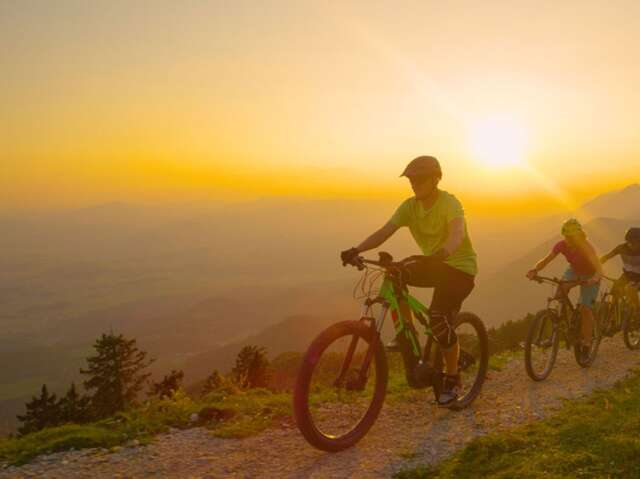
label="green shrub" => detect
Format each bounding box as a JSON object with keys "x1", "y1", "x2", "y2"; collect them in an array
[{"x1": 0, "y1": 424, "x2": 126, "y2": 465}]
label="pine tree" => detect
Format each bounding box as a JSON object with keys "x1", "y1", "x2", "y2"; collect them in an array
[
  {"x1": 58, "y1": 382, "x2": 92, "y2": 424},
  {"x1": 201, "y1": 370, "x2": 224, "y2": 395},
  {"x1": 17, "y1": 384, "x2": 61, "y2": 435},
  {"x1": 231, "y1": 345, "x2": 271, "y2": 389},
  {"x1": 80, "y1": 332, "x2": 154, "y2": 418},
  {"x1": 148, "y1": 369, "x2": 184, "y2": 398}
]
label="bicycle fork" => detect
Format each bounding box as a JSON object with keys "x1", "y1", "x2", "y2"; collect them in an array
[{"x1": 334, "y1": 300, "x2": 389, "y2": 389}]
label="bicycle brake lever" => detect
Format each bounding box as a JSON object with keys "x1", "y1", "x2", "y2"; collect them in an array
[{"x1": 353, "y1": 256, "x2": 365, "y2": 270}]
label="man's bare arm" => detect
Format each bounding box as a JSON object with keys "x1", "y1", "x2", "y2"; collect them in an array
[
  {"x1": 600, "y1": 245, "x2": 620, "y2": 264},
  {"x1": 355, "y1": 222, "x2": 399, "y2": 253},
  {"x1": 442, "y1": 217, "x2": 465, "y2": 256}
]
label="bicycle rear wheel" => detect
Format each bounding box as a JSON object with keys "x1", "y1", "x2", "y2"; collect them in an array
[
  {"x1": 623, "y1": 305, "x2": 640, "y2": 350},
  {"x1": 432, "y1": 312, "x2": 489, "y2": 410},
  {"x1": 574, "y1": 313, "x2": 602, "y2": 367},
  {"x1": 524, "y1": 309, "x2": 560, "y2": 381},
  {"x1": 595, "y1": 300, "x2": 614, "y2": 338},
  {"x1": 293, "y1": 320, "x2": 388, "y2": 452}
]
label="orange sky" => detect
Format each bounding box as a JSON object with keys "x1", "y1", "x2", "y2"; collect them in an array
[{"x1": 2, "y1": 1, "x2": 639, "y2": 213}]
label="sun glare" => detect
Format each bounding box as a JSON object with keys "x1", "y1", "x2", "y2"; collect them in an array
[{"x1": 469, "y1": 116, "x2": 528, "y2": 169}]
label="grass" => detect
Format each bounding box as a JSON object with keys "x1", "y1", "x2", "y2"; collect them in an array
[
  {"x1": 488, "y1": 350, "x2": 522, "y2": 372},
  {"x1": 0, "y1": 387, "x2": 292, "y2": 466},
  {"x1": 0, "y1": 363, "x2": 419, "y2": 466},
  {"x1": 0, "y1": 424, "x2": 141, "y2": 466},
  {"x1": 396, "y1": 367, "x2": 640, "y2": 479}
]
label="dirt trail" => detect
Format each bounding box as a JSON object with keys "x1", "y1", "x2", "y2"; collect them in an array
[{"x1": 3, "y1": 338, "x2": 640, "y2": 479}]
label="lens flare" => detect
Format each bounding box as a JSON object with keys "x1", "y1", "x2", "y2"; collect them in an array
[{"x1": 469, "y1": 116, "x2": 528, "y2": 168}]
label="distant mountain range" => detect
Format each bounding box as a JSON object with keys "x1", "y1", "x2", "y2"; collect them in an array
[{"x1": 578, "y1": 183, "x2": 640, "y2": 220}]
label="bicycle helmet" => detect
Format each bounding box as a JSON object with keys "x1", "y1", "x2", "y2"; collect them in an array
[
  {"x1": 400, "y1": 156, "x2": 442, "y2": 179},
  {"x1": 625, "y1": 227, "x2": 640, "y2": 243},
  {"x1": 561, "y1": 218, "x2": 584, "y2": 237}
]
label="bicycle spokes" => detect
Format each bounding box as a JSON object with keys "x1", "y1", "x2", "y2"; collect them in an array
[
  {"x1": 458, "y1": 349, "x2": 476, "y2": 371},
  {"x1": 307, "y1": 333, "x2": 379, "y2": 438}
]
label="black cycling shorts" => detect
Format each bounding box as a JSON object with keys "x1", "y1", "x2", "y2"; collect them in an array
[{"x1": 402, "y1": 257, "x2": 475, "y2": 317}]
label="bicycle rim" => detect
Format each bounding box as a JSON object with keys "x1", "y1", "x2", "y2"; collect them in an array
[
  {"x1": 293, "y1": 321, "x2": 388, "y2": 451},
  {"x1": 525, "y1": 310, "x2": 559, "y2": 381}
]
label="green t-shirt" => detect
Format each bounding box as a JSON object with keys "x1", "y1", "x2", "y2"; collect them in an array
[{"x1": 390, "y1": 191, "x2": 478, "y2": 276}]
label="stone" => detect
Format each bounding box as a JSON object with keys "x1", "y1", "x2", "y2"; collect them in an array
[{"x1": 198, "y1": 406, "x2": 235, "y2": 423}]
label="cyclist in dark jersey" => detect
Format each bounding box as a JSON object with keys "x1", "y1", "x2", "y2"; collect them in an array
[
  {"x1": 600, "y1": 227, "x2": 640, "y2": 310},
  {"x1": 341, "y1": 156, "x2": 477, "y2": 406}
]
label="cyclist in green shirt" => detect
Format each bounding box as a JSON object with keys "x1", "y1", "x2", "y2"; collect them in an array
[{"x1": 341, "y1": 156, "x2": 478, "y2": 406}]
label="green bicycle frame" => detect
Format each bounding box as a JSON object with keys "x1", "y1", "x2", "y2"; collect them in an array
[{"x1": 370, "y1": 276, "x2": 432, "y2": 358}]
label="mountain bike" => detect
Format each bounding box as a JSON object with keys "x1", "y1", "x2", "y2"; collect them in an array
[
  {"x1": 524, "y1": 275, "x2": 601, "y2": 381},
  {"x1": 597, "y1": 275, "x2": 640, "y2": 350},
  {"x1": 293, "y1": 252, "x2": 488, "y2": 452}
]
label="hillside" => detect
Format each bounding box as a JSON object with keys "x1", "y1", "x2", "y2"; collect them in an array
[
  {"x1": 182, "y1": 314, "x2": 348, "y2": 381},
  {"x1": 0, "y1": 281, "x2": 354, "y2": 435},
  {"x1": 3, "y1": 336, "x2": 639, "y2": 478},
  {"x1": 578, "y1": 183, "x2": 640, "y2": 220},
  {"x1": 400, "y1": 356, "x2": 640, "y2": 477}
]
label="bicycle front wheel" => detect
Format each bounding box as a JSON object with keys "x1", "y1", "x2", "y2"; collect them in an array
[
  {"x1": 524, "y1": 309, "x2": 560, "y2": 381},
  {"x1": 293, "y1": 320, "x2": 388, "y2": 452}
]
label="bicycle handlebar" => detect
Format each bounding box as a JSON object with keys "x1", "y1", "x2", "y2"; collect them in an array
[
  {"x1": 530, "y1": 274, "x2": 588, "y2": 286},
  {"x1": 345, "y1": 252, "x2": 404, "y2": 271}
]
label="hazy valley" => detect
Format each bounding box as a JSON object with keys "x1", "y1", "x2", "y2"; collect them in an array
[{"x1": 2, "y1": 184, "x2": 639, "y2": 435}]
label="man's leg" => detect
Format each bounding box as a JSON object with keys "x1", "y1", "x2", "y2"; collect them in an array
[
  {"x1": 429, "y1": 266, "x2": 475, "y2": 404},
  {"x1": 442, "y1": 339, "x2": 460, "y2": 376},
  {"x1": 398, "y1": 257, "x2": 460, "y2": 374}
]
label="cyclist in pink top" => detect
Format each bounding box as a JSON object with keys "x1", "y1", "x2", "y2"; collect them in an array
[{"x1": 526, "y1": 219, "x2": 602, "y2": 360}]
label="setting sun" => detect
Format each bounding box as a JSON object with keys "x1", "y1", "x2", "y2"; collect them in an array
[{"x1": 469, "y1": 116, "x2": 529, "y2": 169}]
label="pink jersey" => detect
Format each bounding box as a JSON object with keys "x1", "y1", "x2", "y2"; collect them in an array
[{"x1": 552, "y1": 240, "x2": 597, "y2": 276}]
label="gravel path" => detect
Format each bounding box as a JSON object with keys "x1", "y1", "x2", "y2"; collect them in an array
[{"x1": 3, "y1": 338, "x2": 640, "y2": 479}]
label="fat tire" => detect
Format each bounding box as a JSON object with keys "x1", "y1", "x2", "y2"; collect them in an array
[{"x1": 293, "y1": 320, "x2": 388, "y2": 452}]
